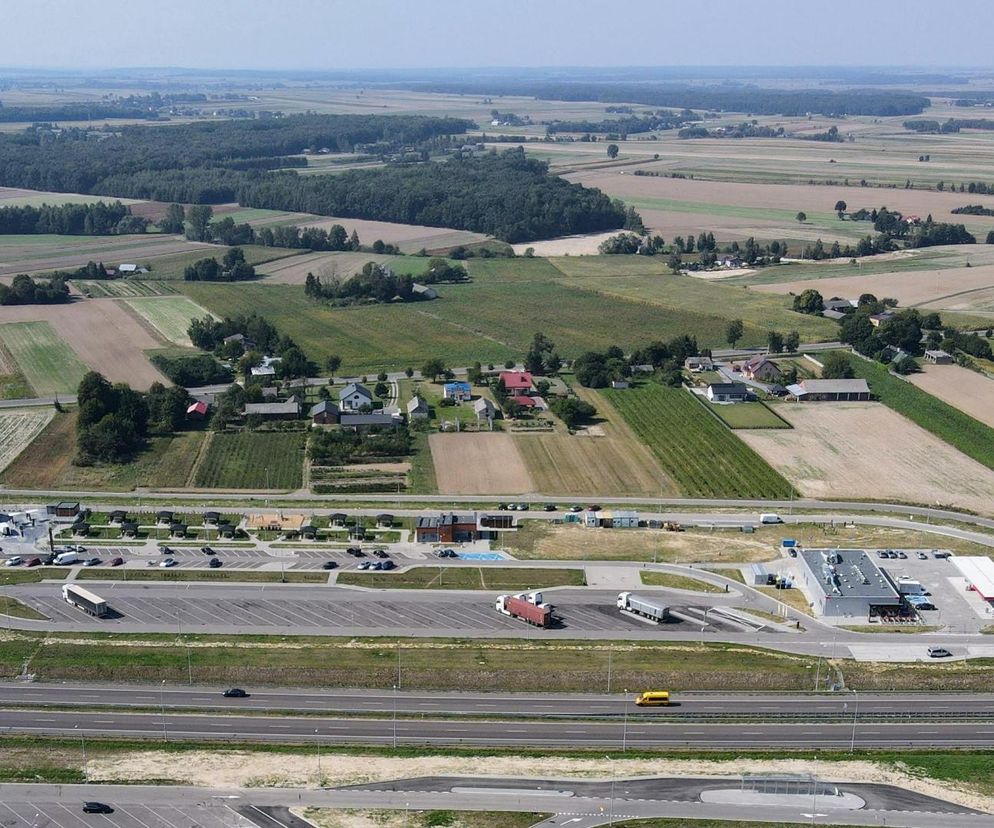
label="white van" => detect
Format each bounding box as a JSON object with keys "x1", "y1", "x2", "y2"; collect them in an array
[
  {"x1": 759, "y1": 513, "x2": 783, "y2": 524},
  {"x1": 53, "y1": 551, "x2": 78, "y2": 566},
  {"x1": 4, "y1": 556, "x2": 22, "y2": 567}
]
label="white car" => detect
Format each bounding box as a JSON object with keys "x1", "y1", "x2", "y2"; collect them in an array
[
  {"x1": 4, "y1": 557, "x2": 22, "y2": 567},
  {"x1": 160, "y1": 558, "x2": 178, "y2": 568}
]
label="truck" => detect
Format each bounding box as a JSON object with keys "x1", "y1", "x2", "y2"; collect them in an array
[
  {"x1": 62, "y1": 584, "x2": 108, "y2": 618},
  {"x1": 759, "y1": 513, "x2": 783, "y2": 524},
  {"x1": 495, "y1": 592, "x2": 553, "y2": 627},
  {"x1": 52, "y1": 551, "x2": 78, "y2": 566},
  {"x1": 617, "y1": 592, "x2": 669, "y2": 622}
]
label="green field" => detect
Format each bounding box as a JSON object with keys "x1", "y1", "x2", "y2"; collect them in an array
[
  {"x1": 0, "y1": 321, "x2": 88, "y2": 396},
  {"x1": 124, "y1": 296, "x2": 215, "y2": 346},
  {"x1": 847, "y1": 354, "x2": 994, "y2": 472},
  {"x1": 337, "y1": 566, "x2": 586, "y2": 590},
  {"x1": 701, "y1": 399, "x2": 791, "y2": 429},
  {"x1": 193, "y1": 431, "x2": 306, "y2": 489},
  {"x1": 74, "y1": 280, "x2": 178, "y2": 298},
  {"x1": 602, "y1": 382, "x2": 795, "y2": 498},
  {"x1": 138, "y1": 244, "x2": 303, "y2": 281}
]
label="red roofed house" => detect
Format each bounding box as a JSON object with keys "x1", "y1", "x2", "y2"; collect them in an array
[
  {"x1": 186, "y1": 401, "x2": 209, "y2": 420},
  {"x1": 500, "y1": 371, "x2": 534, "y2": 394},
  {"x1": 510, "y1": 395, "x2": 537, "y2": 408}
]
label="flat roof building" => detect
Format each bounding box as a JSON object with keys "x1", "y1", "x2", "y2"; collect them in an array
[
  {"x1": 951, "y1": 556, "x2": 994, "y2": 601},
  {"x1": 795, "y1": 548, "x2": 901, "y2": 618}
]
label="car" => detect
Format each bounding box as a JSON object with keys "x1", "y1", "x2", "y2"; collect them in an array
[
  {"x1": 25, "y1": 557, "x2": 41, "y2": 568},
  {"x1": 517, "y1": 503, "x2": 529, "y2": 511},
  {"x1": 370, "y1": 561, "x2": 383, "y2": 570},
  {"x1": 373, "y1": 549, "x2": 389, "y2": 558},
  {"x1": 222, "y1": 688, "x2": 249, "y2": 698},
  {"x1": 497, "y1": 503, "x2": 509, "y2": 511},
  {"x1": 586, "y1": 504, "x2": 601, "y2": 512},
  {"x1": 358, "y1": 560, "x2": 371, "y2": 570},
  {"x1": 43, "y1": 554, "x2": 56, "y2": 565},
  {"x1": 208, "y1": 558, "x2": 222, "y2": 568},
  {"x1": 934, "y1": 551, "x2": 951, "y2": 559},
  {"x1": 544, "y1": 504, "x2": 557, "y2": 511},
  {"x1": 70, "y1": 545, "x2": 87, "y2": 553},
  {"x1": 82, "y1": 802, "x2": 113, "y2": 814},
  {"x1": 897, "y1": 551, "x2": 908, "y2": 559},
  {"x1": 927, "y1": 647, "x2": 953, "y2": 658},
  {"x1": 109, "y1": 557, "x2": 124, "y2": 567},
  {"x1": 917, "y1": 551, "x2": 928, "y2": 560},
  {"x1": 201, "y1": 546, "x2": 216, "y2": 556},
  {"x1": 381, "y1": 560, "x2": 395, "y2": 570},
  {"x1": 4, "y1": 556, "x2": 22, "y2": 567},
  {"x1": 160, "y1": 546, "x2": 174, "y2": 555},
  {"x1": 877, "y1": 551, "x2": 887, "y2": 559},
  {"x1": 83, "y1": 557, "x2": 101, "y2": 567},
  {"x1": 322, "y1": 560, "x2": 338, "y2": 570},
  {"x1": 569, "y1": 505, "x2": 582, "y2": 513},
  {"x1": 160, "y1": 558, "x2": 177, "y2": 568}
]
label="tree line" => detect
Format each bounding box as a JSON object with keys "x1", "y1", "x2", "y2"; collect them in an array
[
  {"x1": 545, "y1": 111, "x2": 698, "y2": 135},
  {"x1": 904, "y1": 118, "x2": 994, "y2": 133},
  {"x1": 0, "y1": 274, "x2": 70, "y2": 305},
  {"x1": 0, "y1": 93, "x2": 212, "y2": 122},
  {"x1": 0, "y1": 200, "x2": 147, "y2": 235},
  {"x1": 303, "y1": 263, "x2": 422, "y2": 305},
  {"x1": 183, "y1": 247, "x2": 257, "y2": 282}
]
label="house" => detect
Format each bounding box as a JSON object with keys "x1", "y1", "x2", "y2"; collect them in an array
[
  {"x1": 223, "y1": 333, "x2": 253, "y2": 348},
  {"x1": 309, "y1": 400, "x2": 340, "y2": 425},
  {"x1": 787, "y1": 378, "x2": 871, "y2": 402},
  {"x1": 473, "y1": 397, "x2": 497, "y2": 422},
  {"x1": 742, "y1": 355, "x2": 783, "y2": 382},
  {"x1": 869, "y1": 311, "x2": 895, "y2": 328},
  {"x1": 407, "y1": 396, "x2": 429, "y2": 419},
  {"x1": 610, "y1": 380, "x2": 629, "y2": 389},
  {"x1": 500, "y1": 371, "x2": 534, "y2": 394},
  {"x1": 415, "y1": 513, "x2": 479, "y2": 543},
  {"x1": 339, "y1": 411, "x2": 401, "y2": 430},
  {"x1": 706, "y1": 382, "x2": 750, "y2": 403},
  {"x1": 924, "y1": 349, "x2": 954, "y2": 365},
  {"x1": 443, "y1": 381, "x2": 472, "y2": 402},
  {"x1": 509, "y1": 395, "x2": 538, "y2": 409},
  {"x1": 250, "y1": 355, "x2": 281, "y2": 378},
  {"x1": 186, "y1": 400, "x2": 209, "y2": 420},
  {"x1": 824, "y1": 298, "x2": 857, "y2": 313},
  {"x1": 412, "y1": 283, "x2": 438, "y2": 300},
  {"x1": 117, "y1": 263, "x2": 149, "y2": 275},
  {"x1": 684, "y1": 356, "x2": 714, "y2": 372},
  {"x1": 339, "y1": 382, "x2": 374, "y2": 411},
  {"x1": 244, "y1": 401, "x2": 300, "y2": 420}
]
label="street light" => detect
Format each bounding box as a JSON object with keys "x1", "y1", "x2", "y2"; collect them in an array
[
  {"x1": 74, "y1": 724, "x2": 88, "y2": 782},
  {"x1": 315, "y1": 728, "x2": 321, "y2": 778},
  {"x1": 849, "y1": 688, "x2": 859, "y2": 753},
  {"x1": 160, "y1": 679, "x2": 168, "y2": 742},
  {"x1": 392, "y1": 684, "x2": 398, "y2": 748},
  {"x1": 622, "y1": 689, "x2": 629, "y2": 752}
]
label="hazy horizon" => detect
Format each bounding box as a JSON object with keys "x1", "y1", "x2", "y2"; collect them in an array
[{"x1": 4, "y1": 0, "x2": 994, "y2": 72}]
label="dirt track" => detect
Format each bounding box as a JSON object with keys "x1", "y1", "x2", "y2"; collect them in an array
[{"x1": 429, "y1": 431, "x2": 534, "y2": 494}]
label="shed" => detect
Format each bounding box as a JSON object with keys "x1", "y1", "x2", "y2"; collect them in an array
[
  {"x1": 789, "y1": 379, "x2": 870, "y2": 402},
  {"x1": 156, "y1": 510, "x2": 173, "y2": 524},
  {"x1": 121, "y1": 521, "x2": 139, "y2": 537},
  {"x1": 924, "y1": 349, "x2": 953, "y2": 365},
  {"x1": 109, "y1": 509, "x2": 128, "y2": 523},
  {"x1": 406, "y1": 395, "x2": 429, "y2": 419},
  {"x1": 54, "y1": 502, "x2": 80, "y2": 519},
  {"x1": 376, "y1": 513, "x2": 394, "y2": 527},
  {"x1": 706, "y1": 382, "x2": 749, "y2": 403},
  {"x1": 330, "y1": 513, "x2": 348, "y2": 526},
  {"x1": 203, "y1": 511, "x2": 221, "y2": 525},
  {"x1": 186, "y1": 400, "x2": 209, "y2": 420},
  {"x1": 310, "y1": 400, "x2": 340, "y2": 425},
  {"x1": 244, "y1": 401, "x2": 300, "y2": 419}
]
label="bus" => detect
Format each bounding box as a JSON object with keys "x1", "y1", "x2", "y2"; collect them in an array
[
  {"x1": 62, "y1": 584, "x2": 108, "y2": 618},
  {"x1": 634, "y1": 690, "x2": 670, "y2": 707}
]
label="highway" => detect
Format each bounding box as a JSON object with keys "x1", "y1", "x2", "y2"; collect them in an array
[
  {"x1": 2, "y1": 683, "x2": 992, "y2": 720},
  {"x1": 2, "y1": 706, "x2": 993, "y2": 748}
]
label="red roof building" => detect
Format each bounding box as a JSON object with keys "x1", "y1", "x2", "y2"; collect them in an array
[
  {"x1": 500, "y1": 371, "x2": 534, "y2": 392},
  {"x1": 510, "y1": 395, "x2": 537, "y2": 408},
  {"x1": 186, "y1": 401, "x2": 209, "y2": 419}
]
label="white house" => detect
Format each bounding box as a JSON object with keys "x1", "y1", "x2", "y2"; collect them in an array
[
  {"x1": 339, "y1": 382, "x2": 374, "y2": 411},
  {"x1": 473, "y1": 397, "x2": 497, "y2": 423},
  {"x1": 250, "y1": 355, "x2": 281, "y2": 378},
  {"x1": 407, "y1": 395, "x2": 429, "y2": 419}
]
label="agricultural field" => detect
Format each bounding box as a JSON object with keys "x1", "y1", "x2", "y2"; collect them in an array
[
  {"x1": 701, "y1": 398, "x2": 791, "y2": 429},
  {"x1": 602, "y1": 382, "x2": 795, "y2": 498},
  {"x1": 192, "y1": 431, "x2": 306, "y2": 490},
  {"x1": 298, "y1": 215, "x2": 489, "y2": 254},
  {"x1": 0, "y1": 408, "x2": 54, "y2": 472},
  {"x1": 0, "y1": 341, "x2": 32, "y2": 399},
  {"x1": 0, "y1": 410, "x2": 206, "y2": 491},
  {"x1": 739, "y1": 401, "x2": 994, "y2": 515},
  {"x1": 73, "y1": 280, "x2": 178, "y2": 298},
  {"x1": 121, "y1": 243, "x2": 303, "y2": 281},
  {"x1": 907, "y1": 363, "x2": 994, "y2": 430},
  {"x1": 429, "y1": 432, "x2": 534, "y2": 495},
  {"x1": 0, "y1": 302, "x2": 167, "y2": 391},
  {"x1": 0, "y1": 321, "x2": 88, "y2": 396},
  {"x1": 257, "y1": 251, "x2": 445, "y2": 285},
  {"x1": 122, "y1": 296, "x2": 216, "y2": 346}
]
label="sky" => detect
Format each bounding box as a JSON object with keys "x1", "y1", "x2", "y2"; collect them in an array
[{"x1": 3, "y1": 0, "x2": 993, "y2": 71}]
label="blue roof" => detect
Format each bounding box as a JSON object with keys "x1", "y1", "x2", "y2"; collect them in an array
[{"x1": 444, "y1": 381, "x2": 471, "y2": 391}]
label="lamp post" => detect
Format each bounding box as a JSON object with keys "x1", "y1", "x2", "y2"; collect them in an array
[
  {"x1": 622, "y1": 689, "x2": 629, "y2": 752},
  {"x1": 74, "y1": 724, "x2": 88, "y2": 782},
  {"x1": 849, "y1": 688, "x2": 859, "y2": 753},
  {"x1": 392, "y1": 684, "x2": 398, "y2": 748},
  {"x1": 160, "y1": 679, "x2": 168, "y2": 742},
  {"x1": 315, "y1": 728, "x2": 322, "y2": 778}
]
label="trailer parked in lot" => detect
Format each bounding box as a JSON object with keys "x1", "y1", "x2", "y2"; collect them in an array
[
  {"x1": 495, "y1": 591, "x2": 554, "y2": 627},
  {"x1": 62, "y1": 584, "x2": 108, "y2": 618},
  {"x1": 617, "y1": 591, "x2": 669, "y2": 622}
]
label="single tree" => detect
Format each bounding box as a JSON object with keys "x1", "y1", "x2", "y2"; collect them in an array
[
  {"x1": 767, "y1": 331, "x2": 784, "y2": 353},
  {"x1": 606, "y1": 143, "x2": 620, "y2": 159},
  {"x1": 821, "y1": 351, "x2": 855, "y2": 379},
  {"x1": 784, "y1": 330, "x2": 801, "y2": 352},
  {"x1": 834, "y1": 200, "x2": 847, "y2": 218},
  {"x1": 796, "y1": 211, "x2": 807, "y2": 224},
  {"x1": 726, "y1": 319, "x2": 745, "y2": 347},
  {"x1": 325, "y1": 354, "x2": 342, "y2": 375},
  {"x1": 792, "y1": 288, "x2": 825, "y2": 315},
  {"x1": 421, "y1": 358, "x2": 446, "y2": 381},
  {"x1": 159, "y1": 203, "x2": 186, "y2": 234}
]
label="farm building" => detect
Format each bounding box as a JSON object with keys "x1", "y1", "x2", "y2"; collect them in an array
[
  {"x1": 339, "y1": 382, "x2": 374, "y2": 411},
  {"x1": 869, "y1": 311, "x2": 895, "y2": 328},
  {"x1": 340, "y1": 411, "x2": 401, "y2": 430},
  {"x1": 118, "y1": 263, "x2": 149, "y2": 275},
  {"x1": 412, "y1": 283, "x2": 438, "y2": 300},
  {"x1": 684, "y1": 356, "x2": 714, "y2": 372},
  {"x1": 822, "y1": 309, "x2": 847, "y2": 321},
  {"x1": 244, "y1": 401, "x2": 301, "y2": 420},
  {"x1": 407, "y1": 396, "x2": 429, "y2": 419},
  {"x1": 610, "y1": 380, "x2": 630, "y2": 389},
  {"x1": 824, "y1": 298, "x2": 857, "y2": 313},
  {"x1": 924, "y1": 349, "x2": 954, "y2": 365},
  {"x1": 473, "y1": 397, "x2": 497, "y2": 423},
  {"x1": 443, "y1": 381, "x2": 472, "y2": 402},
  {"x1": 795, "y1": 548, "x2": 901, "y2": 619},
  {"x1": 186, "y1": 400, "x2": 209, "y2": 420},
  {"x1": 250, "y1": 355, "x2": 281, "y2": 378},
  {"x1": 742, "y1": 356, "x2": 783, "y2": 382},
  {"x1": 415, "y1": 513, "x2": 479, "y2": 543},
  {"x1": 500, "y1": 371, "x2": 534, "y2": 394},
  {"x1": 309, "y1": 400, "x2": 340, "y2": 425},
  {"x1": 223, "y1": 333, "x2": 252, "y2": 348},
  {"x1": 706, "y1": 382, "x2": 749, "y2": 403},
  {"x1": 786, "y1": 379, "x2": 870, "y2": 402},
  {"x1": 245, "y1": 513, "x2": 307, "y2": 533},
  {"x1": 950, "y1": 556, "x2": 994, "y2": 604}
]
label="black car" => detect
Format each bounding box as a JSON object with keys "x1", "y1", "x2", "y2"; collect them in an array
[
  {"x1": 83, "y1": 802, "x2": 114, "y2": 814},
  {"x1": 497, "y1": 503, "x2": 509, "y2": 511},
  {"x1": 544, "y1": 504, "x2": 557, "y2": 511},
  {"x1": 380, "y1": 559, "x2": 395, "y2": 570},
  {"x1": 208, "y1": 558, "x2": 222, "y2": 568},
  {"x1": 373, "y1": 549, "x2": 389, "y2": 558},
  {"x1": 201, "y1": 546, "x2": 216, "y2": 556},
  {"x1": 160, "y1": 546, "x2": 174, "y2": 555},
  {"x1": 322, "y1": 560, "x2": 338, "y2": 570},
  {"x1": 223, "y1": 688, "x2": 249, "y2": 698}
]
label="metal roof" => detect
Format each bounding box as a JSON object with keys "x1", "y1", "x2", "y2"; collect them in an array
[
  {"x1": 798, "y1": 379, "x2": 869, "y2": 394},
  {"x1": 797, "y1": 548, "x2": 899, "y2": 601},
  {"x1": 951, "y1": 556, "x2": 994, "y2": 600}
]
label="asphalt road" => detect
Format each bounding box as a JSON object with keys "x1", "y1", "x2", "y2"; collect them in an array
[
  {"x1": 4, "y1": 707, "x2": 994, "y2": 748},
  {"x1": 3, "y1": 683, "x2": 992, "y2": 721}
]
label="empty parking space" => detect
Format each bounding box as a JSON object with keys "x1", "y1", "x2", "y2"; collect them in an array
[{"x1": 0, "y1": 800, "x2": 253, "y2": 827}]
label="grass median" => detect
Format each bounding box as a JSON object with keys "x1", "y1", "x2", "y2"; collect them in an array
[
  {"x1": 75, "y1": 569, "x2": 328, "y2": 583},
  {"x1": 336, "y1": 566, "x2": 585, "y2": 590},
  {"x1": 639, "y1": 572, "x2": 725, "y2": 593}
]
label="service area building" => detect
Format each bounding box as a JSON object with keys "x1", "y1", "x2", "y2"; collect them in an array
[
  {"x1": 795, "y1": 548, "x2": 901, "y2": 618},
  {"x1": 951, "y1": 556, "x2": 994, "y2": 604}
]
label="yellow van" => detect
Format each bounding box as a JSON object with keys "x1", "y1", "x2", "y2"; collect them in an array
[{"x1": 635, "y1": 690, "x2": 670, "y2": 706}]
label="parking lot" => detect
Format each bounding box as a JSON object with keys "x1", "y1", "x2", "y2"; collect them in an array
[{"x1": 0, "y1": 799, "x2": 258, "y2": 828}]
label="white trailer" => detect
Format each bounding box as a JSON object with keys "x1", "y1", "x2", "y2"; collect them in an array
[
  {"x1": 62, "y1": 584, "x2": 108, "y2": 618},
  {"x1": 617, "y1": 591, "x2": 669, "y2": 622}
]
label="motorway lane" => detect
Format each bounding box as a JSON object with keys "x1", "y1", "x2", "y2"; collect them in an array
[
  {"x1": 4, "y1": 708, "x2": 994, "y2": 748},
  {"x1": 2, "y1": 683, "x2": 993, "y2": 720}
]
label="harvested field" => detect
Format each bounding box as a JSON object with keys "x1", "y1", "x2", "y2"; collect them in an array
[
  {"x1": 0, "y1": 408, "x2": 54, "y2": 472},
  {"x1": 510, "y1": 231, "x2": 625, "y2": 257},
  {"x1": 0, "y1": 186, "x2": 143, "y2": 208},
  {"x1": 740, "y1": 402, "x2": 994, "y2": 514},
  {"x1": 258, "y1": 251, "x2": 399, "y2": 285},
  {"x1": 0, "y1": 321, "x2": 88, "y2": 396},
  {"x1": 429, "y1": 432, "x2": 534, "y2": 495},
  {"x1": 907, "y1": 364, "x2": 994, "y2": 429},
  {"x1": 0, "y1": 301, "x2": 167, "y2": 390},
  {"x1": 297, "y1": 215, "x2": 488, "y2": 254},
  {"x1": 122, "y1": 296, "x2": 216, "y2": 346}
]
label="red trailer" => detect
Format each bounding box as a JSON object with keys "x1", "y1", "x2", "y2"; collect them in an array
[{"x1": 495, "y1": 593, "x2": 553, "y2": 627}]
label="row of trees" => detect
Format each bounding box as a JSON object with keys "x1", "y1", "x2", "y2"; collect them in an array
[
  {"x1": 303, "y1": 263, "x2": 422, "y2": 305},
  {"x1": 0, "y1": 200, "x2": 147, "y2": 235},
  {"x1": 0, "y1": 274, "x2": 70, "y2": 305},
  {"x1": 183, "y1": 247, "x2": 256, "y2": 282},
  {"x1": 904, "y1": 118, "x2": 994, "y2": 134}
]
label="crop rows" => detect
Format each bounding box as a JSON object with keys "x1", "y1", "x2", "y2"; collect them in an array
[
  {"x1": 193, "y1": 431, "x2": 306, "y2": 490},
  {"x1": 603, "y1": 383, "x2": 795, "y2": 498},
  {"x1": 0, "y1": 409, "x2": 54, "y2": 472}
]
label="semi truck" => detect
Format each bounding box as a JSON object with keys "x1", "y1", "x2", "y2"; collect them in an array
[
  {"x1": 495, "y1": 591, "x2": 554, "y2": 627},
  {"x1": 617, "y1": 591, "x2": 669, "y2": 622},
  {"x1": 62, "y1": 584, "x2": 108, "y2": 618}
]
